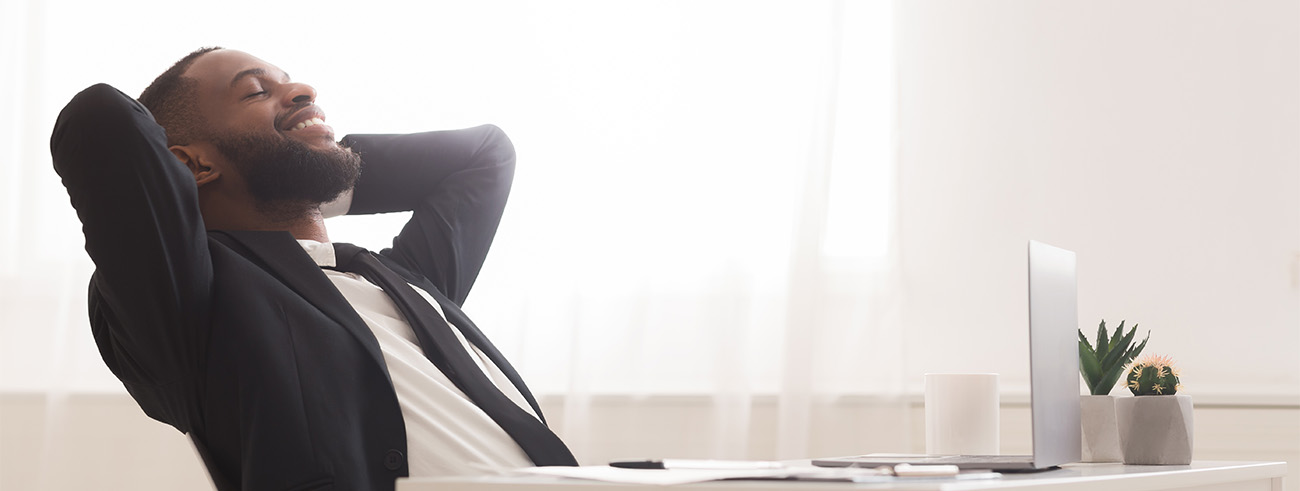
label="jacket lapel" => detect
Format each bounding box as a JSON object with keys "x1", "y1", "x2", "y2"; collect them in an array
[
  {"x1": 434, "y1": 294, "x2": 548, "y2": 425},
  {"x1": 211, "y1": 230, "x2": 390, "y2": 382},
  {"x1": 373, "y1": 254, "x2": 549, "y2": 425}
]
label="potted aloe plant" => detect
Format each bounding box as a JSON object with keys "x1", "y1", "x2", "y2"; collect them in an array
[
  {"x1": 1078, "y1": 320, "x2": 1148, "y2": 462},
  {"x1": 1115, "y1": 354, "x2": 1193, "y2": 465}
]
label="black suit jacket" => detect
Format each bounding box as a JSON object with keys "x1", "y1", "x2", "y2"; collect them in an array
[{"x1": 51, "y1": 84, "x2": 545, "y2": 491}]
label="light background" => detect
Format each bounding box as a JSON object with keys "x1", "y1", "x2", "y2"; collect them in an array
[
  {"x1": 1, "y1": 0, "x2": 1298, "y2": 489},
  {"x1": 2, "y1": 0, "x2": 899, "y2": 396}
]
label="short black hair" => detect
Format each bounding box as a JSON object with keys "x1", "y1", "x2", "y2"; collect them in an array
[{"x1": 139, "y1": 46, "x2": 224, "y2": 146}]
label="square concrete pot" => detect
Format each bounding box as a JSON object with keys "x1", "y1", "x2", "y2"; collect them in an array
[
  {"x1": 1080, "y1": 395, "x2": 1123, "y2": 462},
  {"x1": 1115, "y1": 394, "x2": 1193, "y2": 465}
]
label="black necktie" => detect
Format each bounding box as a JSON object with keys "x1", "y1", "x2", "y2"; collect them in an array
[{"x1": 329, "y1": 242, "x2": 577, "y2": 467}]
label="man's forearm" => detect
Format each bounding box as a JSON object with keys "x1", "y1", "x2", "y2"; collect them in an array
[
  {"x1": 340, "y1": 125, "x2": 515, "y2": 216},
  {"x1": 340, "y1": 125, "x2": 516, "y2": 304}
]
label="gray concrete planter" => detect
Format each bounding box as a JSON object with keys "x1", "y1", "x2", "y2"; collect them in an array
[
  {"x1": 1115, "y1": 394, "x2": 1194, "y2": 465},
  {"x1": 1080, "y1": 395, "x2": 1123, "y2": 462}
]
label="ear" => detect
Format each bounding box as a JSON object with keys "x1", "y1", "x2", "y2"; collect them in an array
[{"x1": 170, "y1": 145, "x2": 222, "y2": 187}]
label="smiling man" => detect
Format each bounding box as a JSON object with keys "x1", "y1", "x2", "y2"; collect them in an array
[{"x1": 52, "y1": 47, "x2": 576, "y2": 491}]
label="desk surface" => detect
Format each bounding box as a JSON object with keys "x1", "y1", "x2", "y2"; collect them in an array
[{"x1": 397, "y1": 461, "x2": 1287, "y2": 491}]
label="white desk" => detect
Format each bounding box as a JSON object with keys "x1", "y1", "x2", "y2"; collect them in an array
[{"x1": 397, "y1": 461, "x2": 1287, "y2": 491}]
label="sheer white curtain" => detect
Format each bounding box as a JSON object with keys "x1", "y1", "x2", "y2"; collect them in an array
[{"x1": 1, "y1": 0, "x2": 900, "y2": 467}]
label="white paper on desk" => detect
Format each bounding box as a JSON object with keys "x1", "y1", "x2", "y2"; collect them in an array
[{"x1": 516, "y1": 465, "x2": 794, "y2": 485}]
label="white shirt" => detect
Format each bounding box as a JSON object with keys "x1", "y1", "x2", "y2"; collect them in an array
[{"x1": 297, "y1": 239, "x2": 535, "y2": 477}]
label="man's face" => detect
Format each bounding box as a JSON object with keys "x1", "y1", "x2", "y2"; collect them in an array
[{"x1": 182, "y1": 49, "x2": 359, "y2": 208}]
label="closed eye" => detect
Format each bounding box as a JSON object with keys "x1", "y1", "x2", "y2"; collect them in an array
[{"x1": 243, "y1": 90, "x2": 268, "y2": 100}]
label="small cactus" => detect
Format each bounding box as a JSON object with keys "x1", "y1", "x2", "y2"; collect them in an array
[{"x1": 1127, "y1": 354, "x2": 1182, "y2": 396}]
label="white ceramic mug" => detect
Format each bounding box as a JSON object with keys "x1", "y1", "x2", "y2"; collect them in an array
[{"x1": 925, "y1": 373, "x2": 1000, "y2": 455}]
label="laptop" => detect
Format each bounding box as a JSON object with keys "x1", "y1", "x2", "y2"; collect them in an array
[{"x1": 812, "y1": 240, "x2": 1081, "y2": 471}]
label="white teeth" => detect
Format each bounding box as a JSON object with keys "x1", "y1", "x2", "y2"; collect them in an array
[{"x1": 290, "y1": 117, "x2": 327, "y2": 131}]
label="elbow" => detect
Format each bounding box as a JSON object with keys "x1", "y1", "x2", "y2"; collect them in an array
[
  {"x1": 51, "y1": 84, "x2": 157, "y2": 161},
  {"x1": 476, "y1": 124, "x2": 516, "y2": 172},
  {"x1": 55, "y1": 84, "x2": 150, "y2": 135}
]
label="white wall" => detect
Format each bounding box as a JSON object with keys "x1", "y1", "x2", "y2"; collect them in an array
[{"x1": 896, "y1": 0, "x2": 1300, "y2": 398}]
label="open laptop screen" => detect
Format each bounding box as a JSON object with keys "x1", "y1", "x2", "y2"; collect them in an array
[{"x1": 1027, "y1": 240, "x2": 1081, "y2": 468}]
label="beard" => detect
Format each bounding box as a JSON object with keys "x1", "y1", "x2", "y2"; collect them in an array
[{"x1": 213, "y1": 130, "x2": 362, "y2": 217}]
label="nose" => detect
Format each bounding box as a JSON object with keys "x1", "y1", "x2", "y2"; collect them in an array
[{"x1": 284, "y1": 83, "x2": 317, "y2": 105}]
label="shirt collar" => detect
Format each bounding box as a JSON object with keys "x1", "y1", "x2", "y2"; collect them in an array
[{"x1": 297, "y1": 239, "x2": 337, "y2": 268}]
